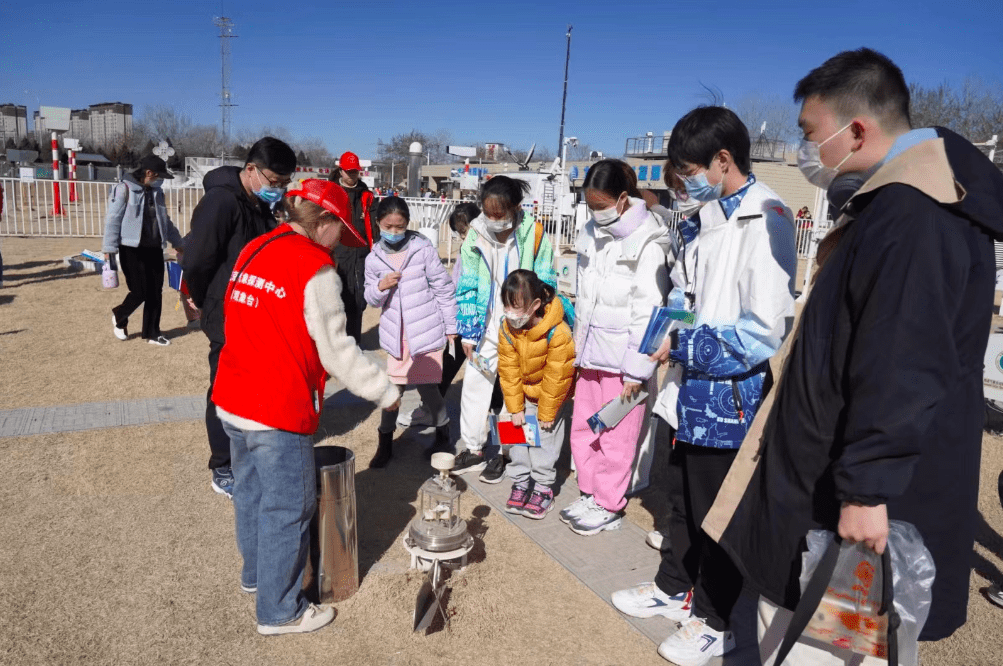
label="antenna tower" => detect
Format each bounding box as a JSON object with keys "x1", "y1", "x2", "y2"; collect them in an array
[{"x1": 213, "y1": 14, "x2": 237, "y2": 158}]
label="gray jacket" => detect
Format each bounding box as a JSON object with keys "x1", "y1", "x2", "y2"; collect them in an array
[{"x1": 101, "y1": 174, "x2": 183, "y2": 253}]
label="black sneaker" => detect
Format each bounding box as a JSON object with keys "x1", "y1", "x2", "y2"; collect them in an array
[
  {"x1": 452, "y1": 449, "x2": 486, "y2": 474},
  {"x1": 478, "y1": 455, "x2": 507, "y2": 484}
]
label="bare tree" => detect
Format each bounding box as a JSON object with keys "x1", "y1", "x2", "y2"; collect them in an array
[
  {"x1": 733, "y1": 93, "x2": 800, "y2": 148},
  {"x1": 910, "y1": 77, "x2": 1003, "y2": 144}
]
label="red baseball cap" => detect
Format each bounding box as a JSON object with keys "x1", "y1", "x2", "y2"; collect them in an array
[
  {"x1": 284, "y1": 179, "x2": 366, "y2": 247},
  {"x1": 339, "y1": 151, "x2": 362, "y2": 172}
]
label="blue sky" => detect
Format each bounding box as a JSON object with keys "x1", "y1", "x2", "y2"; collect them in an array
[{"x1": 1, "y1": 0, "x2": 1000, "y2": 159}]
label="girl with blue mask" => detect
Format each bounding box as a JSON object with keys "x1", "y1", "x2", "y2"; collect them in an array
[{"x1": 363, "y1": 196, "x2": 459, "y2": 468}]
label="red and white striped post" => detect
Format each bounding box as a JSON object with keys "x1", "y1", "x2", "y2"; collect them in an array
[
  {"x1": 51, "y1": 131, "x2": 63, "y2": 215},
  {"x1": 69, "y1": 149, "x2": 77, "y2": 202}
]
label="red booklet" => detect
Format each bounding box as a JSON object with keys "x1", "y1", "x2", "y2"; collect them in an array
[{"x1": 496, "y1": 420, "x2": 528, "y2": 445}]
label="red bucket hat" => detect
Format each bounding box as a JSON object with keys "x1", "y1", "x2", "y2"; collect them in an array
[{"x1": 284, "y1": 179, "x2": 366, "y2": 247}]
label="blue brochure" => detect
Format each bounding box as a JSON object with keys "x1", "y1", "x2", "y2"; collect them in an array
[{"x1": 638, "y1": 306, "x2": 695, "y2": 356}]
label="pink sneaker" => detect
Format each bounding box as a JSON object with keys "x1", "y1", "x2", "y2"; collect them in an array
[
  {"x1": 521, "y1": 486, "x2": 554, "y2": 519},
  {"x1": 505, "y1": 482, "x2": 531, "y2": 514}
]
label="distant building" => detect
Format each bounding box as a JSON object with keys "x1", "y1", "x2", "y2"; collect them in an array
[
  {"x1": 0, "y1": 104, "x2": 28, "y2": 144},
  {"x1": 36, "y1": 102, "x2": 133, "y2": 148}
]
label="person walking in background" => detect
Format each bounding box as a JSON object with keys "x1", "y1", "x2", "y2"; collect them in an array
[
  {"x1": 328, "y1": 151, "x2": 378, "y2": 344},
  {"x1": 181, "y1": 137, "x2": 297, "y2": 499},
  {"x1": 497, "y1": 269, "x2": 574, "y2": 519},
  {"x1": 102, "y1": 155, "x2": 184, "y2": 346},
  {"x1": 700, "y1": 48, "x2": 1003, "y2": 664},
  {"x1": 212, "y1": 179, "x2": 399, "y2": 636},
  {"x1": 363, "y1": 197, "x2": 457, "y2": 468},
  {"x1": 451, "y1": 177, "x2": 558, "y2": 484}
]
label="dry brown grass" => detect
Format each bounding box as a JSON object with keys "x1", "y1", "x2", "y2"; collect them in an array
[{"x1": 1, "y1": 235, "x2": 1001, "y2": 665}]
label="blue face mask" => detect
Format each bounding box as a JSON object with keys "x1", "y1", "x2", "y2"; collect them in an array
[
  {"x1": 381, "y1": 230, "x2": 406, "y2": 244},
  {"x1": 252, "y1": 168, "x2": 286, "y2": 205},
  {"x1": 681, "y1": 171, "x2": 723, "y2": 203}
]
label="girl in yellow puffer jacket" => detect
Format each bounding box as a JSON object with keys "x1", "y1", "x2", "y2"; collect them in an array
[{"x1": 497, "y1": 269, "x2": 575, "y2": 519}]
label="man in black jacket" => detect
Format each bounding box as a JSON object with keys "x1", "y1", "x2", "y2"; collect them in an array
[
  {"x1": 702, "y1": 48, "x2": 1003, "y2": 662},
  {"x1": 182, "y1": 137, "x2": 296, "y2": 497},
  {"x1": 328, "y1": 151, "x2": 377, "y2": 344}
]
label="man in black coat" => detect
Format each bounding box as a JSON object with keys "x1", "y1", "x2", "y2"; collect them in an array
[
  {"x1": 702, "y1": 48, "x2": 1003, "y2": 662},
  {"x1": 328, "y1": 151, "x2": 378, "y2": 344},
  {"x1": 181, "y1": 137, "x2": 296, "y2": 497}
]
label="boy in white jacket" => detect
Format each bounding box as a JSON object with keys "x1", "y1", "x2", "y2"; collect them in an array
[{"x1": 611, "y1": 107, "x2": 796, "y2": 666}]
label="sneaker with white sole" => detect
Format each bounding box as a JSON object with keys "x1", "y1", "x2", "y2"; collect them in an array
[
  {"x1": 241, "y1": 582, "x2": 256, "y2": 594},
  {"x1": 657, "y1": 618, "x2": 735, "y2": 666},
  {"x1": 397, "y1": 406, "x2": 434, "y2": 428},
  {"x1": 257, "y1": 603, "x2": 335, "y2": 636},
  {"x1": 569, "y1": 502, "x2": 622, "y2": 536},
  {"x1": 559, "y1": 494, "x2": 595, "y2": 524},
  {"x1": 988, "y1": 584, "x2": 1003, "y2": 608},
  {"x1": 452, "y1": 449, "x2": 486, "y2": 474},
  {"x1": 478, "y1": 455, "x2": 507, "y2": 484},
  {"x1": 147, "y1": 335, "x2": 170, "y2": 346},
  {"x1": 112, "y1": 314, "x2": 127, "y2": 341},
  {"x1": 211, "y1": 465, "x2": 234, "y2": 498},
  {"x1": 611, "y1": 583, "x2": 693, "y2": 621},
  {"x1": 646, "y1": 530, "x2": 670, "y2": 551}
]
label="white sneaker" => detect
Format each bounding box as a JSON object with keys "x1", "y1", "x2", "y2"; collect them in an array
[
  {"x1": 112, "y1": 314, "x2": 127, "y2": 341},
  {"x1": 558, "y1": 494, "x2": 595, "y2": 524},
  {"x1": 569, "y1": 502, "x2": 622, "y2": 535},
  {"x1": 147, "y1": 336, "x2": 170, "y2": 346},
  {"x1": 611, "y1": 583, "x2": 693, "y2": 621},
  {"x1": 646, "y1": 530, "x2": 669, "y2": 551},
  {"x1": 657, "y1": 618, "x2": 735, "y2": 666},
  {"x1": 398, "y1": 406, "x2": 434, "y2": 428},
  {"x1": 257, "y1": 603, "x2": 335, "y2": 635}
]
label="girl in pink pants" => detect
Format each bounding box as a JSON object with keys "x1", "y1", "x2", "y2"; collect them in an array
[{"x1": 564, "y1": 159, "x2": 671, "y2": 536}]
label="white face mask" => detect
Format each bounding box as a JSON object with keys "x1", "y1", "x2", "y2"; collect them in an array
[
  {"x1": 504, "y1": 310, "x2": 532, "y2": 329},
  {"x1": 484, "y1": 214, "x2": 515, "y2": 233},
  {"x1": 592, "y1": 206, "x2": 620, "y2": 226},
  {"x1": 797, "y1": 122, "x2": 855, "y2": 189}
]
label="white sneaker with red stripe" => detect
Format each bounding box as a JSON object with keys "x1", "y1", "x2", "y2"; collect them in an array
[
  {"x1": 657, "y1": 618, "x2": 735, "y2": 666},
  {"x1": 611, "y1": 583, "x2": 693, "y2": 622}
]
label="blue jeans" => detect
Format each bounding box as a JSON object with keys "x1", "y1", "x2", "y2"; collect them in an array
[{"x1": 222, "y1": 421, "x2": 316, "y2": 626}]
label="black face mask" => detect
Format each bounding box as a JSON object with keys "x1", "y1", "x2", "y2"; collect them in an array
[{"x1": 827, "y1": 172, "x2": 868, "y2": 213}]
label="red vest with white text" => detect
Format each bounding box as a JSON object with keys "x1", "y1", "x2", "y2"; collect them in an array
[{"x1": 212, "y1": 224, "x2": 335, "y2": 434}]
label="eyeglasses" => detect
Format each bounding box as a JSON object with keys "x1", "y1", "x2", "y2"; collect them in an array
[{"x1": 253, "y1": 164, "x2": 292, "y2": 188}]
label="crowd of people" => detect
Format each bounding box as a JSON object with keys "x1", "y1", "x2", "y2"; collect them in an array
[{"x1": 98, "y1": 46, "x2": 1003, "y2": 664}]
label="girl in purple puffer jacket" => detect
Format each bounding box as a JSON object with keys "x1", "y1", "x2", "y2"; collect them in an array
[{"x1": 364, "y1": 197, "x2": 458, "y2": 468}]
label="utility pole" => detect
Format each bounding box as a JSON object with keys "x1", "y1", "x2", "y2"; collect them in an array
[
  {"x1": 557, "y1": 25, "x2": 572, "y2": 157},
  {"x1": 214, "y1": 12, "x2": 237, "y2": 159}
]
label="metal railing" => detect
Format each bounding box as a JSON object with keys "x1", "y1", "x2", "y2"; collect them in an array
[{"x1": 0, "y1": 177, "x2": 205, "y2": 238}]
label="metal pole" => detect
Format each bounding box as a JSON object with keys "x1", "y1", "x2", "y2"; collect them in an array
[
  {"x1": 51, "y1": 131, "x2": 62, "y2": 215},
  {"x1": 557, "y1": 25, "x2": 572, "y2": 157}
]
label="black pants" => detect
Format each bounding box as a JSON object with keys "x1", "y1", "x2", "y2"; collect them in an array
[
  {"x1": 341, "y1": 288, "x2": 364, "y2": 345},
  {"x1": 439, "y1": 338, "x2": 466, "y2": 396},
  {"x1": 205, "y1": 338, "x2": 231, "y2": 470},
  {"x1": 112, "y1": 245, "x2": 164, "y2": 339},
  {"x1": 654, "y1": 431, "x2": 743, "y2": 632}
]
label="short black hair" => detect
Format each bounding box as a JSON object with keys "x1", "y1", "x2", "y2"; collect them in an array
[
  {"x1": 246, "y1": 137, "x2": 297, "y2": 176},
  {"x1": 449, "y1": 202, "x2": 480, "y2": 232},
  {"x1": 793, "y1": 47, "x2": 911, "y2": 132},
  {"x1": 480, "y1": 176, "x2": 530, "y2": 214},
  {"x1": 668, "y1": 106, "x2": 751, "y2": 175},
  {"x1": 581, "y1": 159, "x2": 642, "y2": 199},
  {"x1": 375, "y1": 195, "x2": 410, "y2": 222}
]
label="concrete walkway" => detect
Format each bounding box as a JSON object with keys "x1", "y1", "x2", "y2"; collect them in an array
[{"x1": 2, "y1": 377, "x2": 760, "y2": 664}]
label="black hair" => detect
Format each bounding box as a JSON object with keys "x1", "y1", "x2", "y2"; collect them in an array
[
  {"x1": 581, "y1": 159, "x2": 642, "y2": 199},
  {"x1": 375, "y1": 196, "x2": 410, "y2": 222},
  {"x1": 449, "y1": 202, "x2": 480, "y2": 233},
  {"x1": 479, "y1": 176, "x2": 530, "y2": 215},
  {"x1": 667, "y1": 106, "x2": 751, "y2": 175},
  {"x1": 793, "y1": 47, "x2": 911, "y2": 132},
  {"x1": 501, "y1": 269, "x2": 555, "y2": 318},
  {"x1": 246, "y1": 137, "x2": 297, "y2": 176}
]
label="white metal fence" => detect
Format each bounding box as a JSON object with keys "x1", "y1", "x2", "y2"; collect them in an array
[{"x1": 0, "y1": 178, "x2": 819, "y2": 260}]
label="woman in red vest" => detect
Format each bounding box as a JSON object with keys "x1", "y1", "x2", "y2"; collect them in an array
[{"x1": 212, "y1": 179, "x2": 400, "y2": 635}]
